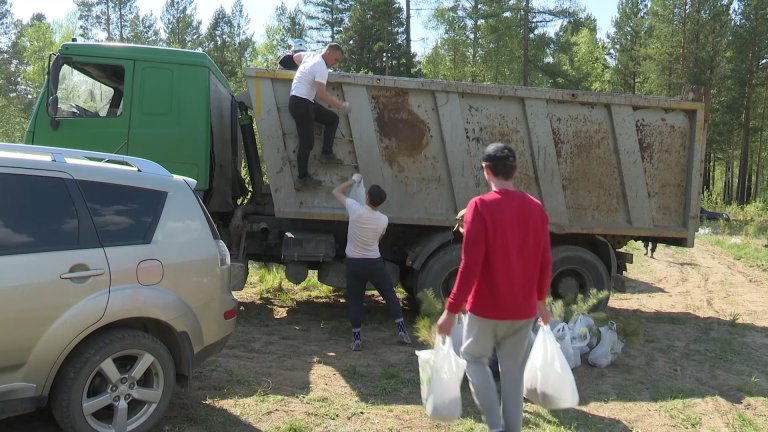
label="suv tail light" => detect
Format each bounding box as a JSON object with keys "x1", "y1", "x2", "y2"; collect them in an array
[{"x1": 215, "y1": 240, "x2": 231, "y2": 267}]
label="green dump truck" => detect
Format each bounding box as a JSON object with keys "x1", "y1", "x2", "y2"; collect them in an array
[{"x1": 23, "y1": 42, "x2": 708, "y2": 307}]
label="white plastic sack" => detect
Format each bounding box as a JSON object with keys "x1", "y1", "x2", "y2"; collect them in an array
[
  {"x1": 523, "y1": 325, "x2": 579, "y2": 410},
  {"x1": 415, "y1": 335, "x2": 467, "y2": 422},
  {"x1": 451, "y1": 313, "x2": 466, "y2": 357},
  {"x1": 349, "y1": 176, "x2": 366, "y2": 205},
  {"x1": 587, "y1": 321, "x2": 624, "y2": 368},
  {"x1": 552, "y1": 322, "x2": 580, "y2": 369},
  {"x1": 568, "y1": 312, "x2": 595, "y2": 355}
]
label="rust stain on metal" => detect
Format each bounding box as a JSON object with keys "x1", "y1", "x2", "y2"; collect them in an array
[
  {"x1": 371, "y1": 90, "x2": 430, "y2": 164},
  {"x1": 636, "y1": 114, "x2": 689, "y2": 225},
  {"x1": 464, "y1": 111, "x2": 537, "y2": 196},
  {"x1": 550, "y1": 111, "x2": 623, "y2": 223}
]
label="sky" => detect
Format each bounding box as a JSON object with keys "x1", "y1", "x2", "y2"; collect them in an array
[{"x1": 8, "y1": 0, "x2": 620, "y2": 54}]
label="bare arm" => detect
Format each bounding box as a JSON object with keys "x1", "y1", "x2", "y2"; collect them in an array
[
  {"x1": 315, "y1": 81, "x2": 344, "y2": 109},
  {"x1": 293, "y1": 52, "x2": 304, "y2": 66},
  {"x1": 332, "y1": 179, "x2": 355, "y2": 207}
]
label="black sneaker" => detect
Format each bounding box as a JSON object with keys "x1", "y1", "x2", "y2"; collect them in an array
[
  {"x1": 351, "y1": 339, "x2": 362, "y2": 351},
  {"x1": 319, "y1": 153, "x2": 343, "y2": 165},
  {"x1": 297, "y1": 176, "x2": 322, "y2": 188}
]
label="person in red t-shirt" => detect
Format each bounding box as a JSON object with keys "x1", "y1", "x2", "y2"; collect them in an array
[{"x1": 436, "y1": 142, "x2": 552, "y2": 432}]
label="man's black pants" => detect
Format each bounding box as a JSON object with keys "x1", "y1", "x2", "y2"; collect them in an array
[
  {"x1": 345, "y1": 257, "x2": 404, "y2": 329},
  {"x1": 288, "y1": 95, "x2": 339, "y2": 179}
]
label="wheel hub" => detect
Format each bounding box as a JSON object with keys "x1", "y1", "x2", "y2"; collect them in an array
[{"x1": 556, "y1": 275, "x2": 580, "y2": 301}]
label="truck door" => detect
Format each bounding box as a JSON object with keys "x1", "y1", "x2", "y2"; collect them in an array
[{"x1": 31, "y1": 56, "x2": 133, "y2": 154}]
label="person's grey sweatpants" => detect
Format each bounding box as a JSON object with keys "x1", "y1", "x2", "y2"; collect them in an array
[{"x1": 461, "y1": 313, "x2": 534, "y2": 432}]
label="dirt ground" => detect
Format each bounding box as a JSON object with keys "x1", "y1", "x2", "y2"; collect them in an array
[{"x1": 3, "y1": 240, "x2": 767, "y2": 431}]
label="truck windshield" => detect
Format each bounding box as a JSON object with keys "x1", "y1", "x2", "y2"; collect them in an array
[{"x1": 55, "y1": 62, "x2": 124, "y2": 118}]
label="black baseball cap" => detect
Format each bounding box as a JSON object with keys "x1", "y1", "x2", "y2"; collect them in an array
[{"x1": 482, "y1": 142, "x2": 516, "y2": 165}]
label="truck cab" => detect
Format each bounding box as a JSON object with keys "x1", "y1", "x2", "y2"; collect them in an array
[{"x1": 26, "y1": 42, "x2": 245, "y2": 216}]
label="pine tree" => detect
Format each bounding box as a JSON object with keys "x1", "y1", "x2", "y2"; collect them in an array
[
  {"x1": 732, "y1": 0, "x2": 768, "y2": 204},
  {"x1": 203, "y1": 7, "x2": 232, "y2": 76},
  {"x1": 74, "y1": 0, "x2": 139, "y2": 42},
  {"x1": 339, "y1": 0, "x2": 414, "y2": 76},
  {"x1": 303, "y1": 0, "x2": 352, "y2": 43},
  {"x1": 251, "y1": 2, "x2": 307, "y2": 68},
  {"x1": 548, "y1": 13, "x2": 610, "y2": 91},
  {"x1": 609, "y1": 0, "x2": 648, "y2": 94},
  {"x1": 127, "y1": 13, "x2": 161, "y2": 45},
  {"x1": 203, "y1": 2, "x2": 255, "y2": 92},
  {"x1": 161, "y1": 0, "x2": 202, "y2": 49}
]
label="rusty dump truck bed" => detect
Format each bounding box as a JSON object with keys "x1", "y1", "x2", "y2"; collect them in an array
[{"x1": 246, "y1": 69, "x2": 706, "y2": 246}]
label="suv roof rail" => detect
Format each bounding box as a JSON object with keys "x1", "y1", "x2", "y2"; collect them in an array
[{"x1": 0, "y1": 142, "x2": 171, "y2": 176}]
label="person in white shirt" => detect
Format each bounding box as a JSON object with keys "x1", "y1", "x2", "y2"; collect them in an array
[
  {"x1": 332, "y1": 175, "x2": 411, "y2": 351},
  {"x1": 289, "y1": 43, "x2": 350, "y2": 188}
]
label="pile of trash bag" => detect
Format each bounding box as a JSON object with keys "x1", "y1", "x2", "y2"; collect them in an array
[{"x1": 549, "y1": 312, "x2": 624, "y2": 369}]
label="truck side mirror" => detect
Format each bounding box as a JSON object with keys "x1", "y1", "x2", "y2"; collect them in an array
[
  {"x1": 47, "y1": 95, "x2": 60, "y2": 130},
  {"x1": 47, "y1": 94, "x2": 59, "y2": 117}
]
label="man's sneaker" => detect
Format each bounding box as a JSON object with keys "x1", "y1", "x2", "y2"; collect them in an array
[
  {"x1": 296, "y1": 176, "x2": 322, "y2": 188},
  {"x1": 319, "y1": 153, "x2": 344, "y2": 165},
  {"x1": 398, "y1": 331, "x2": 412, "y2": 345},
  {"x1": 351, "y1": 339, "x2": 362, "y2": 351}
]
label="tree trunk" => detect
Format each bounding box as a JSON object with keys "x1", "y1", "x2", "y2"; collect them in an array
[
  {"x1": 702, "y1": 149, "x2": 711, "y2": 193},
  {"x1": 755, "y1": 85, "x2": 768, "y2": 201},
  {"x1": 405, "y1": 0, "x2": 411, "y2": 59},
  {"x1": 522, "y1": 0, "x2": 529, "y2": 86},
  {"x1": 736, "y1": 42, "x2": 757, "y2": 205},
  {"x1": 679, "y1": 0, "x2": 687, "y2": 82}
]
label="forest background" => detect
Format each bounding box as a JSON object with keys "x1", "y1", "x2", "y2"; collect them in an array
[{"x1": 0, "y1": 0, "x2": 766, "y2": 208}]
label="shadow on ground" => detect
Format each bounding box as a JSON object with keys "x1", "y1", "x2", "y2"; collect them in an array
[
  {"x1": 0, "y1": 395, "x2": 261, "y2": 432},
  {"x1": 4, "y1": 288, "x2": 764, "y2": 431}
]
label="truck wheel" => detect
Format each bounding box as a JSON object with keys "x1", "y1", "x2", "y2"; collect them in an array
[
  {"x1": 416, "y1": 243, "x2": 462, "y2": 303},
  {"x1": 50, "y1": 329, "x2": 175, "y2": 432},
  {"x1": 551, "y1": 245, "x2": 610, "y2": 310}
]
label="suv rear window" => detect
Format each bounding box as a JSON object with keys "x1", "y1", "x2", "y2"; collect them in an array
[
  {"x1": 0, "y1": 173, "x2": 79, "y2": 255},
  {"x1": 78, "y1": 180, "x2": 167, "y2": 246}
]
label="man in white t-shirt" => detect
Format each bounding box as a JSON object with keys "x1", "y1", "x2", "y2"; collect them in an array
[
  {"x1": 289, "y1": 43, "x2": 350, "y2": 188},
  {"x1": 332, "y1": 175, "x2": 411, "y2": 351}
]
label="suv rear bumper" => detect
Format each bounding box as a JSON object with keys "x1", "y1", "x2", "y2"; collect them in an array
[{"x1": 192, "y1": 333, "x2": 232, "y2": 369}]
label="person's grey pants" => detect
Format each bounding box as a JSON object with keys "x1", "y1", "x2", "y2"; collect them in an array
[{"x1": 461, "y1": 313, "x2": 534, "y2": 432}]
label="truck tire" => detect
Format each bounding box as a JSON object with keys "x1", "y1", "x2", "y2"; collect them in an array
[
  {"x1": 50, "y1": 329, "x2": 175, "y2": 432},
  {"x1": 551, "y1": 245, "x2": 610, "y2": 310},
  {"x1": 416, "y1": 243, "x2": 462, "y2": 303}
]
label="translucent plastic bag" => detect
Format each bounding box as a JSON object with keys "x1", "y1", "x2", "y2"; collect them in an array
[
  {"x1": 415, "y1": 335, "x2": 467, "y2": 422},
  {"x1": 568, "y1": 312, "x2": 595, "y2": 354},
  {"x1": 587, "y1": 321, "x2": 623, "y2": 368},
  {"x1": 523, "y1": 325, "x2": 579, "y2": 409},
  {"x1": 552, "y1": 322, "x2": 580, "y2": 369},
  {"x1": 349, "y1": 174, "x2": 366, "y2": 205},
  {"x1": 451, "y1": 313, "x2": 466, "y2": 357}
]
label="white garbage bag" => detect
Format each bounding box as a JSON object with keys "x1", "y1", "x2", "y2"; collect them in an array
[
  {"x1": 523, "y1": 325, "x2": 580, "y2": 409},
  {"x1": 451, "y1": 313, "x2": 466, "y2": 357},
  {"x1": 415, "y1": 335, "x2": 467, "y2": 422},
  {"x1": 552, "y1": 322, "x2": 580, "y2": 369},
  {"x1": 568, "y1": 312, "x2": 595, "y2": 355},
  {"x1": 587, "y1": 321, "x2": 624, "y2": 368},
  {"x1": 349, "y1": 174, "x2": 366, "y2": 205}
]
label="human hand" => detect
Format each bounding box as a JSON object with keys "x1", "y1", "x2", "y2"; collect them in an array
[
  {"x1": 436, "y1": 310, "x2": 457, "y2": 336},
  {"x1": 537, "y1": 300, "x2": 551, "y2": 325},
  {"x1": 340, "y1": 101, "x2": 351, "y2": 114},
  {"x1": 352, "y1": 173, "x2": 362, "y2": 183}
]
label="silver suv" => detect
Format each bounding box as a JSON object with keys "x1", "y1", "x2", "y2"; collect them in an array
[{"x1": 0, "y1": 143, "x2": 238, "y2": 432}]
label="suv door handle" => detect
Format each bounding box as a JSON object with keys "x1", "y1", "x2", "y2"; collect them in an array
[{"x1": 60, "y1": 269, "x2": 106, "y2": 279}]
